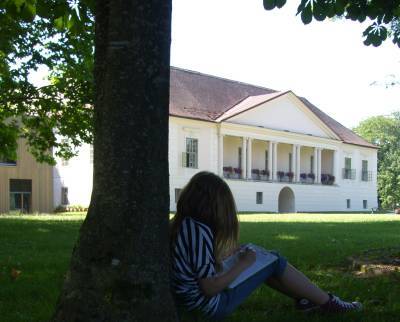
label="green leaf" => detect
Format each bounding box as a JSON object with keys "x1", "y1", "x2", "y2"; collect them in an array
[
  {"x1": 313, "y1": 3, "x2": 326, "y2": 22},
  {"x1": 334, "y1": 0, "x2": 347, "y2": 16},
  {"x1": 346, "y1": 4, "x2": 361, "y2": 21},
  {"x1": 53, "y1": 2, "x2": 69, "y2": 19},
  {"x1": 275, "y1": 0, "x2": 286, "y2": 9},
  {"x1": 54, "y1": 15, "x2": 65, "y2": 30},
  {"x1": 20, "y1": 2, "x2": 36, "y2": 22},
  {"x1": 263, "y1": 0, "x2": 276, "y2": 10},
  {"x1": 301, "y1": 5, "x2": 313, "y2": 25},
  {"x1": 296, "y1": 0, "x2": 307, "y2": 15},
  {"x1": 36, "y1": 0, "x2": 52, "y2": 18},
  {"x1": 82, "y1": 0, "x2": 95, "y2": 12}
]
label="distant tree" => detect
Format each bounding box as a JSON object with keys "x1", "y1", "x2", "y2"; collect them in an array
[
  {"x1": 354, "y1": 113, "x2": 400, "y2": 209},
  {"x1": 263, "y1": 0, "x2": 400, "y2": 47}
]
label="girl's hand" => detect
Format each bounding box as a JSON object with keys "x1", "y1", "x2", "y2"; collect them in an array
[{"x1": 237, "y1": 248, "x2": 256, "y2": 268}]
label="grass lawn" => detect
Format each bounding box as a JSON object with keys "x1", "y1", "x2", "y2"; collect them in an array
[{"x1": 1, "y1": 213, "x2": 400, "y2": 322}]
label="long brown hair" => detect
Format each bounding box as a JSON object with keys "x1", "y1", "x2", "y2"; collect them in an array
[{"x1": 170, "y1": 171, "x2": 239, "y2": 263}]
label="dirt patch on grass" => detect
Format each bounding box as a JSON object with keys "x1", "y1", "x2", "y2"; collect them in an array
[{"x1": 348, "y1": 247, "x2": 400, "y2": 277}]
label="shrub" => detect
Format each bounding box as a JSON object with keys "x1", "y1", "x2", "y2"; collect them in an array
[{"x1": 54, "y1": 205, "x2": 88, "y2": 213}]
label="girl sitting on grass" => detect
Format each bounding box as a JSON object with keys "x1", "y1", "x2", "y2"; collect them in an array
[{"x1": 170, "y1": 171, "x2": 362, "y2": 320}]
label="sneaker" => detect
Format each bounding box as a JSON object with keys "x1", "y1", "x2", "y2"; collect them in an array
[
  {"x1": 320, "y1": 293, "x2": 363, "y2": 313},
  {"x1": 295, "y1": 298, "x2": 319, "y2": 313}
]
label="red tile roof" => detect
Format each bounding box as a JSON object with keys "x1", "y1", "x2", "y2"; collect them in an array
[{"x1": 170, "y1": 67, "x2": 377, "y2": 149}]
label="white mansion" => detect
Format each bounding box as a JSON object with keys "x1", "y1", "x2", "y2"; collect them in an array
[{"x1": 53, "y1": 67, "x2": 378, "y2": 213}]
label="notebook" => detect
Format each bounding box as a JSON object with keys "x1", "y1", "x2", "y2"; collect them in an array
[{"x1": 221, "y1": 243, "x2": 278, "y2": 289}]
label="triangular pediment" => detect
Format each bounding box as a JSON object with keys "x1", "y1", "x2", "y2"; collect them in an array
[{"x1": 218, "y1": 91, "x2": 338, "y2": 139}]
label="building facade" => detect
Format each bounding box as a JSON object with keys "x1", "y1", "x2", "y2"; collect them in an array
[
  {"x1": 0, "y1": 139, "x2": 53, "y2": 213},
  {"x1": 0, "y1": 68, "x2": 378, "y2": 213}
]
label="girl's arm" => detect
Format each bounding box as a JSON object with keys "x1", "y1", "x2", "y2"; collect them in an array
[{"x1": 198, "y1": 248, "x2": 256, "y2": 297}]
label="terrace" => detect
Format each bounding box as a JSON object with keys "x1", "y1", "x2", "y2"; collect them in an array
[{"x1": 220, "y1": 135, "x2": 337, "y2": 185}]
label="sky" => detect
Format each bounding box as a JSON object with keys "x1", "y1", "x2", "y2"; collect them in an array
[
  {"x1": 29, "y1": 0, "x2": 400, "y2": 129},
  {"x1": 170, "y1": 0, "x2": 400, "y2": 128}
]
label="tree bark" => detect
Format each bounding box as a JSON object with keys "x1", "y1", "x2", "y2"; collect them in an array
[{"x1": 52, "y1": 0, "x2": 176, "y2": 321}]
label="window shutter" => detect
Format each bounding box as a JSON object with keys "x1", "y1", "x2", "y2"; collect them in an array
[{"x1": 181, "y1": 152, "x2": 187, "y2": 167}]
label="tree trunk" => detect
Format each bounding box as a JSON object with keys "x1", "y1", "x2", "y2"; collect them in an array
[{"x1": 52, "y1": 0, "x2": 176, "y2": 321}]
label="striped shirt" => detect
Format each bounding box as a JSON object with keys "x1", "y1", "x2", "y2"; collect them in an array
[{"x1": 171, "y1": 217, "x2": 220, "y2": 316}]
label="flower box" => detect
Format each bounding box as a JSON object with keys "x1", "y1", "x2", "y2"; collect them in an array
[
  {"x1": 260, "y1": 169, "x2": 269, "y2": 181},
  {"x1": 307, "y1": 173, "x2": 315, "y2": 183},
  {"x1": 251, "y1": 169, "x2": 260, "y2": 180},
  {"x1": 286, "y1": 171, "x2": 294, "y2": 182},
  {"x1": 321, "y1": 173, "x2": 335, "y2": 185},
  {"x1": 223, "y1": 166, "x2": 233, "y2": 178},
  {"x1": 233, "y1": 167, "x2": 242, "y2": 179}
]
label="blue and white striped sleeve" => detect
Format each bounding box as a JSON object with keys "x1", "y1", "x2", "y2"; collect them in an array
[{"x1": 188, "y1": 219, "x2": 217, "y2": 279}]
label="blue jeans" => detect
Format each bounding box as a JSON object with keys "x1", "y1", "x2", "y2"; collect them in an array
[{"x1": 211, "y1": 251, "x2": 288, "y2": 321}]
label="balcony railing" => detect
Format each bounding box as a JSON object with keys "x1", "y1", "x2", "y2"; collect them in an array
[
  {"x1": 342, "y1": 168, "x2": 356, "y2": 180},
  {"x1": 361, "y1": 170, "x2": 373, "y2": 182},
  {"x1": 222, "y1": 167, "x2": 335, "y2": 185}
]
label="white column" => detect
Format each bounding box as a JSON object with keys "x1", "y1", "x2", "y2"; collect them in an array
[
  {"x1": 268, "y1": 141, "x2": 273, "y2": 179},
  {"x1": 317, "y1": 148, "x2": 322, "y2": 183},
  {"x1": 354, "y1": 149, "x2": 360, "y2": 182},
  {"x1": 291, "y1": 144, "x2": 296, "y2": 180},
  {"x1": 313, "y1": 147, "x2": 318, "y2": 182},
  {"x1": 241, "y1": 137, "x2": 247, "y2": 179},
  {"x1": 333, "y1": 149, "x2": 339, "y2": 184},
  {"x1": 296, "y1": 145, "x2": 301, "y2": 182},
  {"x1": 218, "y1": 133, "x2": 224, "y2": 176},
  {"x1": 247, "y1": 138, "x2": 252, "y2": 180},
  {"x1": 273, "y1": 142, "x2": 278, "y2": 181}
]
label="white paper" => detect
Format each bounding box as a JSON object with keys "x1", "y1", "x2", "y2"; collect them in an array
[{"x1": 221, "y1": 243, "x2": 278, "y2": 289}]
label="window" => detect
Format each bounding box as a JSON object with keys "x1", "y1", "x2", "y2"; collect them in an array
[
  {"x1": 61, "y1": 187, "x2": 69, "y2": 205},
  {"x1": 346, "y1": 199, "x2": 351, "y2": 209},
  {"x1": 345, "y1": 157, "x2": 352, "y2": 169},
  {"x1": 185, "y1": 138, "x2": 198, "y2": 168},
  {"x1": 256, "y1": 192, "x2": 263, "y2": 204},
  {"x1": 363, "y1": 200, "x2": 368, "y2": 209},
  {"x1": 0, "y1": 158, "x2": 16, "y2": 166},
  {"x1": 90, "y1": 145, "x2": 94, "y2": 164},
  {"x1": 310, "y1": 156, "x2": 314, "y2": 173},
  {"x1": 9, "y1": 179, "x2": 32, "y2": 213},
  {"x1": 362, "y1": 160, "x2": 368, "y2": 171},
  {"x1": 289, "y1": 153, "x2": 292, "y2": 172},
  {"x1": 175, "y1": 188, "x2": 182, "y2": 203},
  {"x1": 238, "y1": 147, "x2": 242, "y2": 170},
  {"x1": 265, "y1": 150, "x2": 269, "y2": 171},
  {"x1": 361, "y1": 160, "x2": 370, "y2": 181},
  {"x1": 343, "y1": 157, "x2": 355, "y2": 179}
]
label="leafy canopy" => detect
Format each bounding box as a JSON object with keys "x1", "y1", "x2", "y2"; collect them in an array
[
  {"x1": 354, "y1": 113, "x2": 400, "y2": 208},
  {"x1": 263, "y1": 0, "x2": 400, "y2": 47},
  {"x1": 0, "y1": 0, "x2": 94, "y2": 164}
]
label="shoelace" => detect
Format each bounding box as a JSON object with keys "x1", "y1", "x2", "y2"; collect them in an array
[{"x1": 331, "y1": 295, "x2": 355, "y2": 311}]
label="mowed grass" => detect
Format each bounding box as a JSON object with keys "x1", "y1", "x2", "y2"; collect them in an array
[{"x1": 1, "y1": 213, "x2": 400, "y2": 322}]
